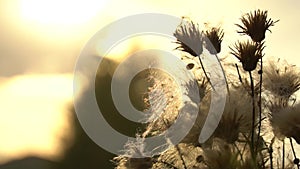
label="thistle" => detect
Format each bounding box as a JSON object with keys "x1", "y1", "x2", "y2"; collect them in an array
[
  {"x1": 236, "y1": 9, "x2": 279, "y2": 42},
  {"x1": 230, "y1": 40, "x2": 264, "y2": 71},
  {"x1": 204, "y1": 27, "x2": 224, "y2": 54},
  {"x1": 264, "y1": 59, "x2": 300, "y2": 99},
  {"x1": 174, "y1": 20, "x2": 204, "y2": 57},
  {"x1": 111, "y1": 9, "x2": 300, "y2": 169},
  {"x1": 174, "y1": 20, "x2": 215, "y2": 90},
  {"x1": 270, "y1": 103, "x2": 300, "y2": 144}
]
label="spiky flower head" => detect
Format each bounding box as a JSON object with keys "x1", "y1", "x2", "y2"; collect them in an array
[
  {"x1": 174, "y1": 20, "x2": 204, "y2": 57},
  {"x1": 204, "y1": 27, "x2": 224, "y2": 54},
  {"x1": 270, "y1": 103, "x2": 300, "y2": 144},
  {"x1": 236, "y1": 9, "x2": 278, "y2": 42},
  {"x1": 264, "y1": 59, "x2": 300, "y2": 99},
  {"x1": 230, "y1": 40, "x2": 264, "y2": 71}
]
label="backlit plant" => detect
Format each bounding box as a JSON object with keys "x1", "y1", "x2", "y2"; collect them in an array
[{"x1": 113, "y1": 9, "x2": 300, "y2": 169}]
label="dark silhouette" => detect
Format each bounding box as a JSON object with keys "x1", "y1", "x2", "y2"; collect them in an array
[{"x1": 0, "y1": 156, "x2": 57, "y2": 169}]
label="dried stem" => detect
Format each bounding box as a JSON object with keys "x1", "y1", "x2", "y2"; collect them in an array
[
  {"x1": 215, "y1": 54, "x2": 230, "y2": 95},
  {"x1": 269, "y1": 145, "x2": 274, "y2": 169},
  {"x1": 257, "y1": 45, "x2": 263, "y2": 152},
  {"x1": 282, "y1": 139, "x2": 285, "y2": 169},
  {"x1": 289, "y1": 138, "x2": 300, "y2": 169},
  {"x1": 235, "y1": 63, "x2": 243, "y2": 84},
  {"x1": 197, "y1": 55, "x2": 215, "y2": 91},
  {"x1": 249, "y1": 70, "x2": 258, "y2": 167}
]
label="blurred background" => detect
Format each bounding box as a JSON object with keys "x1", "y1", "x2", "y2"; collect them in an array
[{"x1": 0, "y1": 0, "x2": 299, "y2": 168}]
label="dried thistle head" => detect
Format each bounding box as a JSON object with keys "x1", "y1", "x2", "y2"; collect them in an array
[
  {"x1": 270, "y1": 103, "x2": 300, "y2": 144},
  {"x1": 230, "y1": 40, "x2": 264, "y2": 71},
  {"x1": 174, "y1": 20, "x2": 204, "y2": 56},
  {"x1": 236, "y1": 9, "x2": 279, "y2": 42},
  {"x1": 142, "y1": 68, "x2": 182, "y2": 137},
  {"x1": 264, "y1": 59, "x2": 300, "y2": 99},
  {"x1": 204, "y1": 27, "x2": 224, "y2": 54}
]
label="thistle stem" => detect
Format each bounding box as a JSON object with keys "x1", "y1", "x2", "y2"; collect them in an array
[
  {"x1": 234, "y1": 142, "x2": 245, "y2": 163},
  {"x1": 249, "y1": 71, "x2": 256, "y2": 159},
  {"x1": 215, "y1": 54, "x2": 230, "y2": 95},
  {"x1": 269, "y1": 145, "x2": 273, "y2": 169},
  {"x1": 197, "y1": 55, "x2": 215, "y2": 91},
  {"x1": 289, "y1": 138, "x2": 300, "y2": 169},
  {"x1": 257, "y1": 47, "x2": 263, "y2": 152},
  {"x1": 282, "y1": 139, "x2": 285, "y2": 169},
  {"x1": 235, "y1": 64, "x2": 243, "y2": 84}
]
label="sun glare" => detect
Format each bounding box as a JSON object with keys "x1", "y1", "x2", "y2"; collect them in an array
[
  {"x1": 0, "y1": 74, "x2": 73, "y2": 163},
  {"x1": 20, "y1": 0, "x2": 108, "y2": 25}
]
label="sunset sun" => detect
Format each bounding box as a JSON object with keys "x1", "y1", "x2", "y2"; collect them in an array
[{"x1": 20, "y1": 0, "x2": 108, "y2": 25}]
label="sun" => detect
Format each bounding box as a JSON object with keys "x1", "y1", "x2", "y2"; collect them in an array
[{"x1": 19, "y1": 0, "x2": 108, "y2": 25}]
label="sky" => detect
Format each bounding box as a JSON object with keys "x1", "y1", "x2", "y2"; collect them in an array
[{"x1": 0, "y1": 0, "x2": 299, "y2": 164}]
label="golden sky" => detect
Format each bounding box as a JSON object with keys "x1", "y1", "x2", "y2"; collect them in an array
[{"x1": 0, "y1": 0, "x2": 299, "y2": 164}]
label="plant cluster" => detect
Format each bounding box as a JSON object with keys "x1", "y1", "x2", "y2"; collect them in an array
[{"x1": 113, "y1": 10, "x2": 300, "y2": 169}]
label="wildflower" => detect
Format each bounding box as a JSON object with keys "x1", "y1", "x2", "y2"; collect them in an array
[
  {"x1": 204, "y1": 27, "x2": 224, "y2": 54},
  {"x1": 236, "y1": 9, "x2": 279, "y2": 42},
  {"x1": 174, "y1": 20, "x2": 204, "y2": 56},
  {"x1": 230, "y1": 40, "x2": 264, "y2": 71},
  {"x1": 270, "y1": 103, "x2": 300, "y2": 144},
  {"x1": 264, "y1": 59, "x2": 300, "y2": 99}
]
